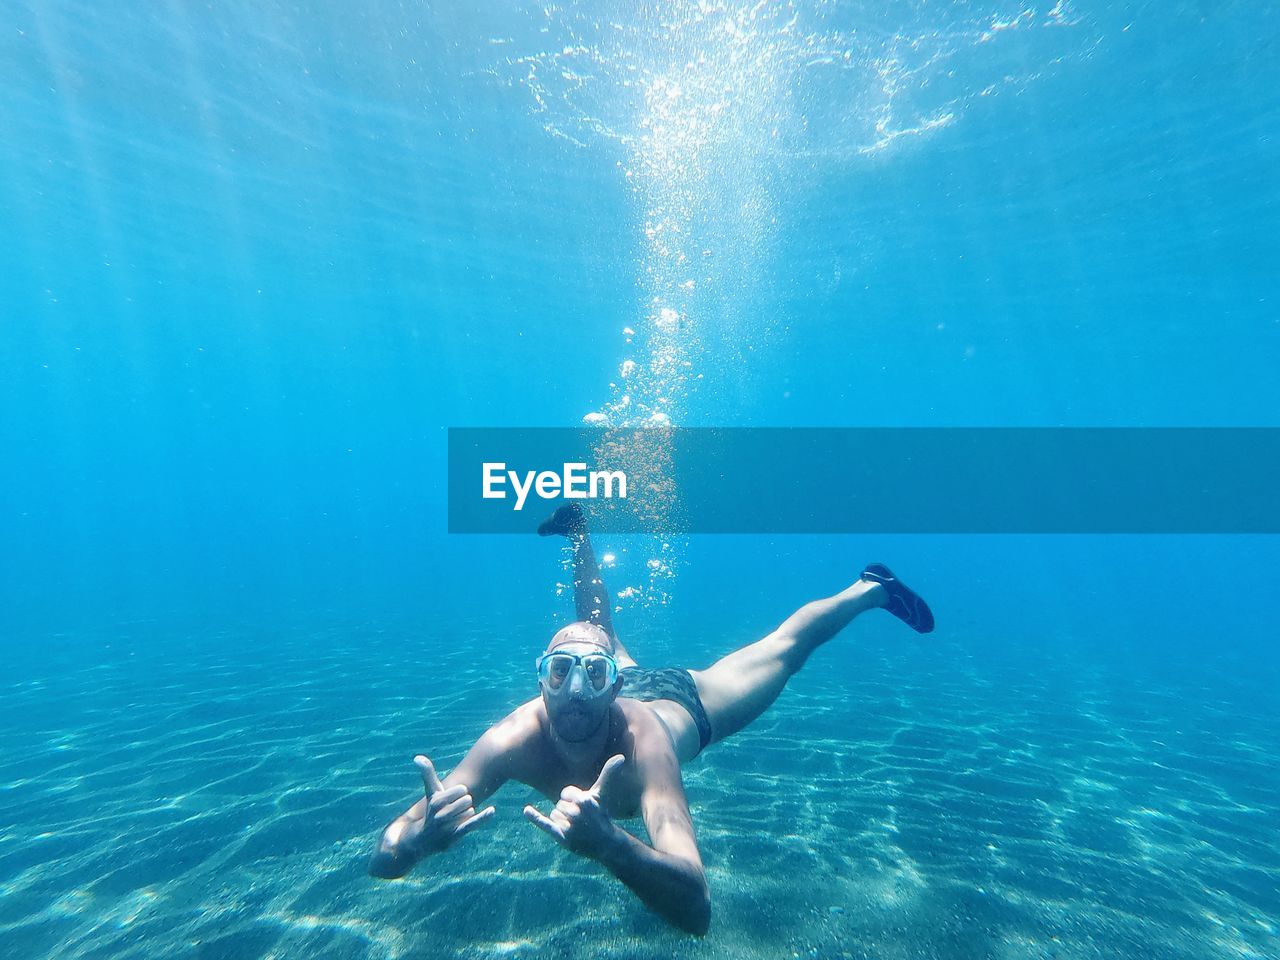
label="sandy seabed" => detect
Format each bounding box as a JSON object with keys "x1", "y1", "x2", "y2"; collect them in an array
[{"x1": 1, "y1": 620, "x2": 1275, "y2": 960}]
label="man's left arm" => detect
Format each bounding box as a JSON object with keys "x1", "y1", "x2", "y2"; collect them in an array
[
  {"x1": 524, "y1": 739, "x2": 711, "y2": 934},
  {"x1": 598, "y1": 746, "x2": 710, "y2": 935}
]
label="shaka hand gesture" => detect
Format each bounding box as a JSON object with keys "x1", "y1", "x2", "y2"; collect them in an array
[{"x1": 524, "y1": 754, "x2": 625, "y2": 861}]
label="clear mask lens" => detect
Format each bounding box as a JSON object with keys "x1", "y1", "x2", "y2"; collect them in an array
[{"x1": 538, "y1": 652, "x2": 617, "y2": 694}]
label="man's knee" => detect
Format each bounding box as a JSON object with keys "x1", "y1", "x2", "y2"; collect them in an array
[{"x1": 762, "y1": 630, "x2": 807, "y2": 674}]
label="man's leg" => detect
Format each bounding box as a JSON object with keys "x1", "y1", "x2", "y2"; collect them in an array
[
  {"x1": 540, "y1": 505, "x2": 637, "y2": 667},
  {"x1": 690, "y1": 578, "x2": 888, "y2": 744}
]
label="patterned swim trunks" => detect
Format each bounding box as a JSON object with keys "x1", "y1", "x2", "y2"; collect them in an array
[{"x1": 618, "y1": 666, "x2": 713, "y2": 754}]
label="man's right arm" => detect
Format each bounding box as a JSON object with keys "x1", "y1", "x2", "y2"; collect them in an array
[{"x1": 369, "y1": 706, "x2": 531, "y2": 878}]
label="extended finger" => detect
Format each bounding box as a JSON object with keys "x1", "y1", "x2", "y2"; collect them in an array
[
  {"x1": 453, "y1": 806, "x2": 496, "y2": 838},
  {"x1": 427, "y1": 784, "x2": 467, "y2": 813},
  {"x1": 590, "y1": 754, "x2": 626, "y2": 795},
  {"x1": 524, "y1": 805, "x2": 566, "y2": 841},
  {"x1": 414, "y1": 755, "x2": 444, "y2": 795},
  {"x1": 434, "y1": 793, "x2": 475, "y2": 822},
  {"x1": 549, "y1": 808, "x2": 572, "y2": 832}
]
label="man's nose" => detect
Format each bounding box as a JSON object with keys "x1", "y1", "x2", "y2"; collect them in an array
[{"x1": 566, "y1": 664, "x2": 587, "y2": 695}]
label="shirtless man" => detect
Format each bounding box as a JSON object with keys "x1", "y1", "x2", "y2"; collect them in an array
[{"x1": 368, "y1": 505, "x2": 934, "y2": 934}]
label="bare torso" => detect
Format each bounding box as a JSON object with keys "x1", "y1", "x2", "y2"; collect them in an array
[{"x1": 500, "y1": 696, "x2": 691, "y2": 818}]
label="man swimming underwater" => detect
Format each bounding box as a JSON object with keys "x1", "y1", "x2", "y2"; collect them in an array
[{"x1": 368, "y1": 505, "x2": 934, "y2": 934}]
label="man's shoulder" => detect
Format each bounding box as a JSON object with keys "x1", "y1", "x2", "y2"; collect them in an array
[
  {"x1": 614, "y1": 698, "x2": 677, "y2": 756},
  {"x1": 477, "y1": 698, "x2": 555, "y2": 786},
  {"x1": 482, "y1": 698, "x2": 546, "y2": 751}
]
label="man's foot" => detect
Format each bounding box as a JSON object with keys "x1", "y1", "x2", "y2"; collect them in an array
[
  {"x1": 537, "y1": 503, "x2": 587, "y2": 537},
  {"x1": 860, "y1": 563, "x2": 934, "y2": 634}
]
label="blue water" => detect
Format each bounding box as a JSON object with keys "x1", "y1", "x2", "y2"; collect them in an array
[{"x1": 2, "y1": 1, "x2": 1278, "y2": 957}]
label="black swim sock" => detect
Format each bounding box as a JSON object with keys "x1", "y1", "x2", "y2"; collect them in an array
[
  {"x1": 860, "y1": 563, "x2": 935, "y2": 634},
  {"x1": 537, "y1": 503, "x2": 586, "y2": 537}
]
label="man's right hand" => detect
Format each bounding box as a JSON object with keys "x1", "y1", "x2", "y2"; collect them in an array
[
  {"x1": 406, "y1": 754, "x2": 495, "y2": 854},
  {"x1": 369, "y1": 755, "x2": 495, "y2": 878}
]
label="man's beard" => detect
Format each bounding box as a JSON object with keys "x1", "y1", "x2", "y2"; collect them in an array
[{"x1": 553, "y1": 702, "x2": 605, "y2": 742}]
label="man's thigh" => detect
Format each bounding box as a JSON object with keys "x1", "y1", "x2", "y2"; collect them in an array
[
  {"x1": 646, "y1": 700, "x2": 703, "y2": 764},
  {"x1": 687, "y1": 630, "x2": 793, "y2": 744}
]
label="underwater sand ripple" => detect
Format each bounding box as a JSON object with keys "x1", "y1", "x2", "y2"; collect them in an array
[{"x1": 0, "y1": 623, "x2": 1276, "y2": 959}]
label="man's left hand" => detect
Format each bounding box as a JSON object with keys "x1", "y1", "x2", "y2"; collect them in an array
[{"x1": 524, "y1": 754, "x2": 625, "y2": 860}]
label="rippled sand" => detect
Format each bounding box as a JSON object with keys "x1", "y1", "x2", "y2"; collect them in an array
[{"x1": 1, "y1": 619, "x2": 1276, "y2": 959}]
